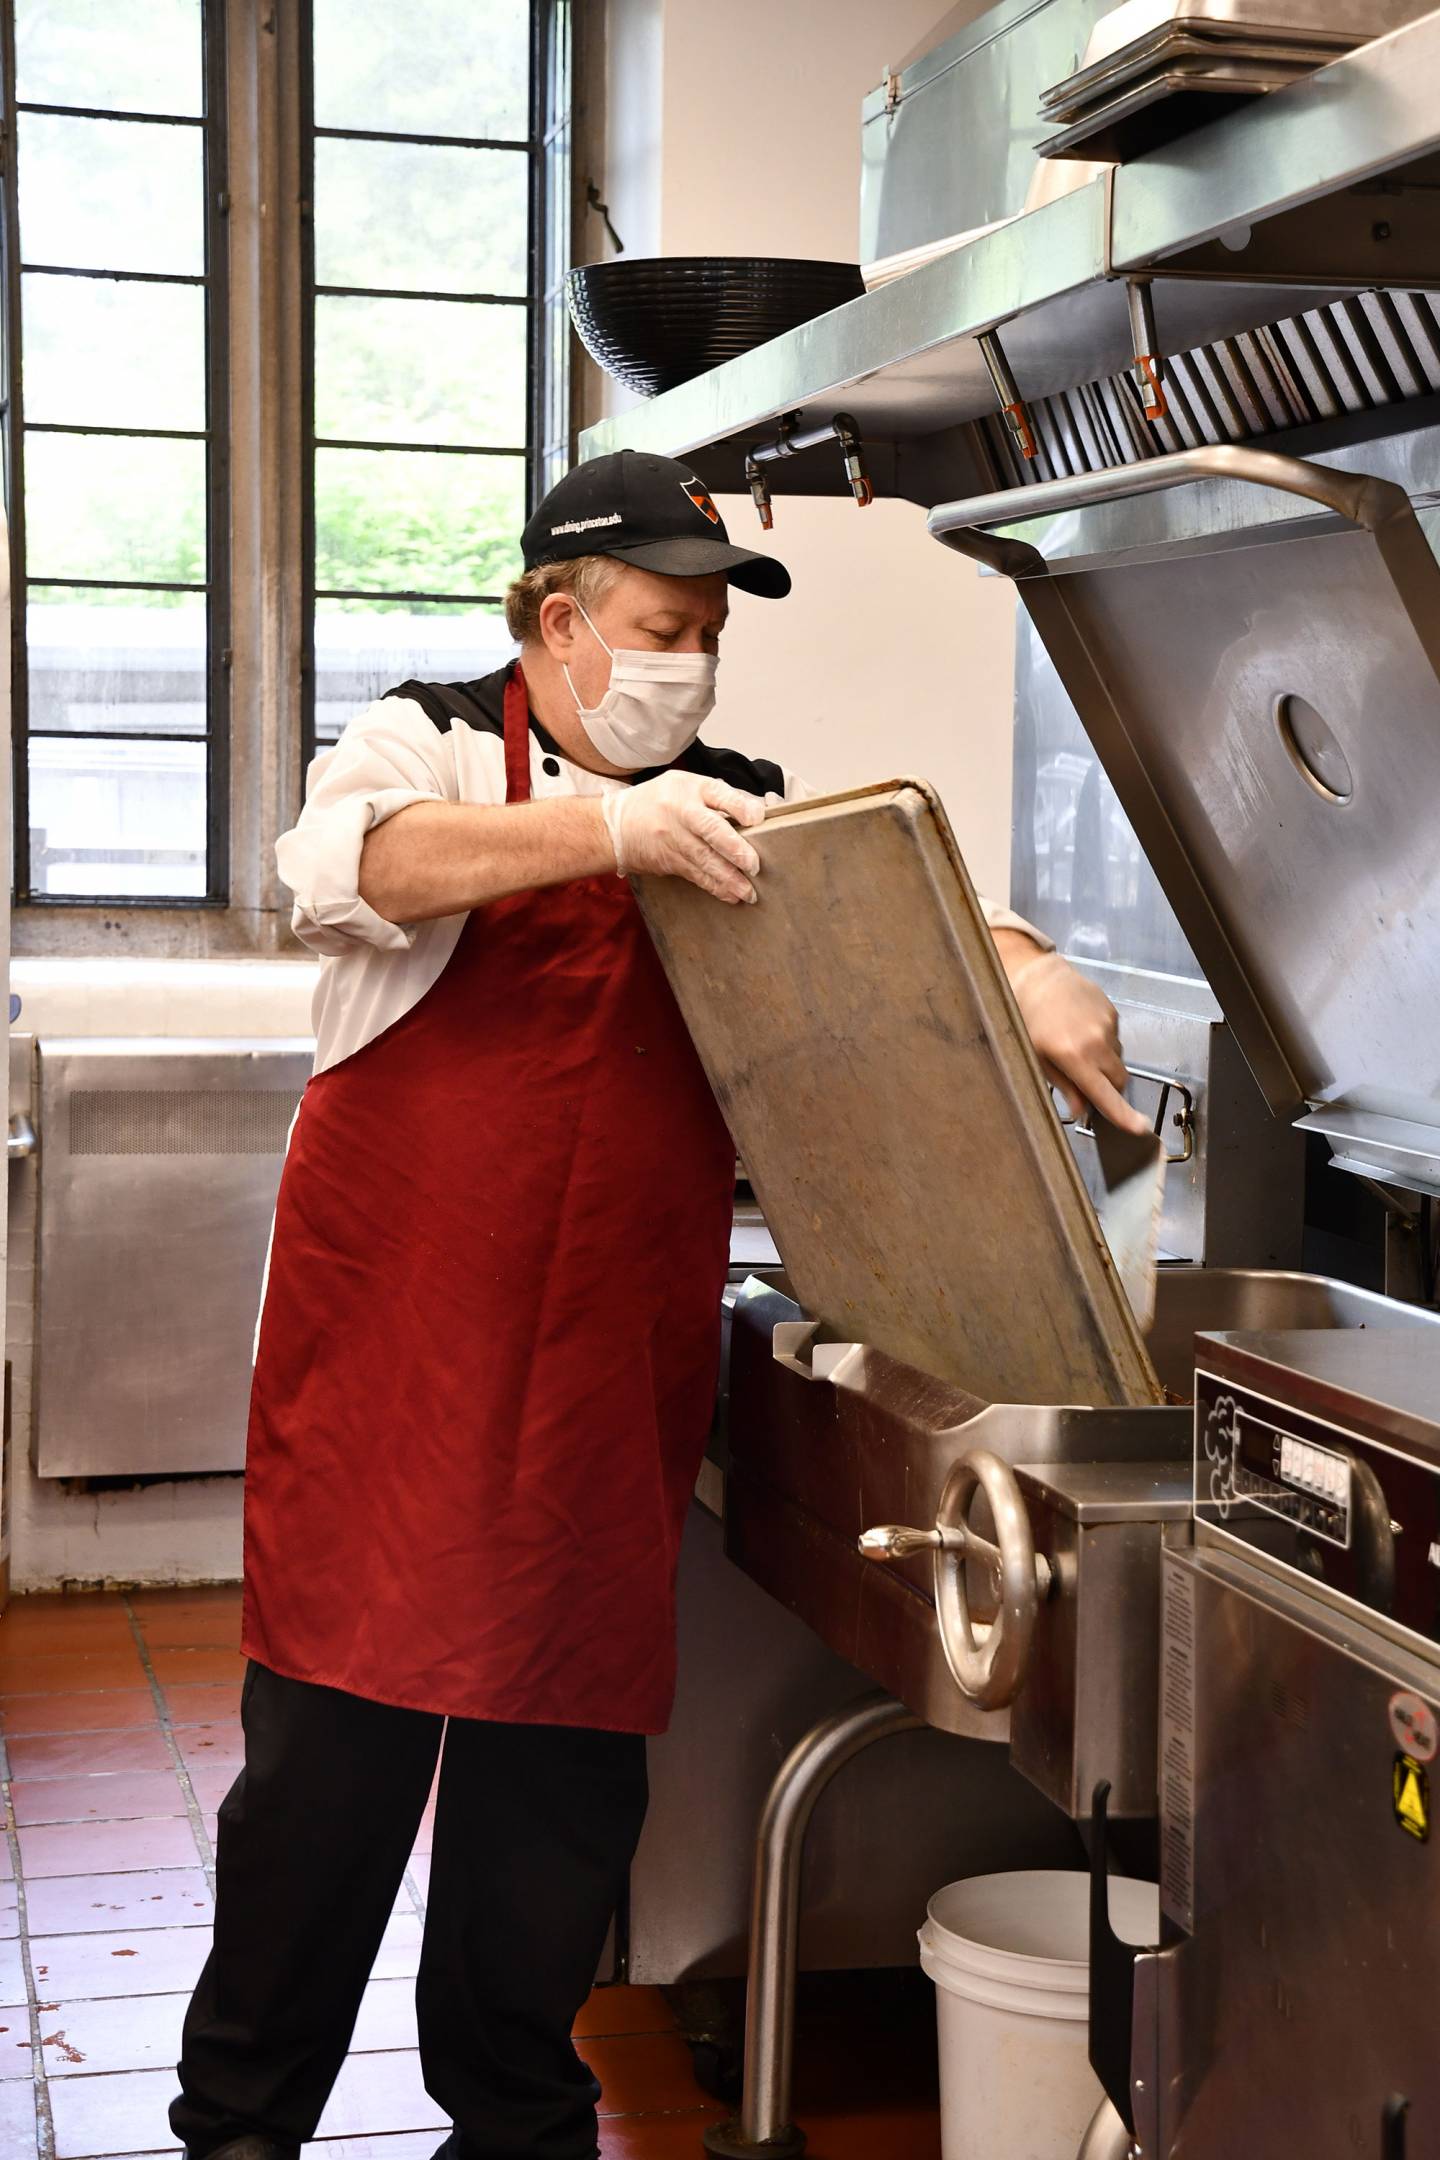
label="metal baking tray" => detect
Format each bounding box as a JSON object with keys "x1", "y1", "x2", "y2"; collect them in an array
[
  {"x1": 635, "y1": 780, "x2": 1163, "y2": 1409},
  {"x1": 1078, "y1": 0, "x2": 1379, "y2": 73},
  {"x1": 1037, "y1": 61, "x2": 1307, "y2": 159},
  {"x1": 1041, "y1": 28, "x2": 1332, "y2": 112}
]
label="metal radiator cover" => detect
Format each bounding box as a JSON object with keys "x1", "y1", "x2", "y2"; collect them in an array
[{"x1": 34, "y1": 1038, "x2": 312, "y2": 1478}]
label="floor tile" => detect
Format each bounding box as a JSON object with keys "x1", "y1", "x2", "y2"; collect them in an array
[
  {"x1": 407, "y1": 1852, "x2": 431, "y2": 1901},
  {"x1": 11, "y1": 1773, "x2": 187, "y2": 1828},
  {"x1": 159, "y1": 1684, "x2": 242, "y2": 1728},
  {"x1": 0, "y1": 1605, "x2": 135, "y2": 1651},
  {"x1": 133, "y1": 1607, "x2": 240, "y2": 1652},
  {"x1": 181, "y1": 1764, "x2": 237, "y2": 1813},
  {"x1": 0, "y1": 1882, "x2": 18, "y2": 1939},
  {"x1": 19, "y1": 1817, "x2": 200, "y2": 1880},
  {"x1": 173, "y1": 1725, "x2": 244, "y2": 1772},
  {"x1": 309, "y1": 2138, "x2": 446, "y2": 2160},
  {"x1": 0, "y1": 2003, "x2": 29, "y2": 2079},
  {"x1": 128, "y1": 1587, "x2": 239, "y2": 1618},
  {"x1": 315, "y1": 2050, "x2": 448, "y2": 2139},
  {"x1": 0, "y1": 1941, "x2": 23, "y2": 2001},
  {"x1": 581, "y1": 2031, "x2": 709, "y2": 2116},
  {"x1": 29, "y1": 1928, "x2": 209, "y2": 2003},
  {"x1": 599, "y1": 2117, "x2": 725, "y2": 2159},
  {"x1": 0, "y1": 2074, "x2": 37, "y2": 2157},
  {"x1": 7, "y1": 1731, "x2": 174, "y2": 1783},
  {"x1": 24, "y1": 1869, "x2": 212, "y2": 1938},
  {"x1": 0, "y1": 1649, "x2": 146, "y2": 1696},
  {"x1": 0, "y1": 1693, "x2": 158, "y2": 1740},
  {"x1": 5, "y1": 1592, "x2": 128, "y2": 1618},
  {"x1": 48, "y1": 2063, "x2": 174, "y2": 2158},
  {"x1": 0, "y1": 1840, "x2": 13, "y2": 1884},
  {"x1": 144, "y1": 1649, "x2": 246, "y2": 1688},
  {"x1": 369, "y1": 1914, "x2": 423, "y2": 1983},
  {"x1": 40, "y1": 1989, "x2": 186, "y2": 2077},
  {"x1": 794, "y1": 2104, "x2": 942, "y2": 2158},
  {"x1": 351, "y1": 1978, "x2": 420, "y2": 2055},
  {"x1": 574, "y1": 1985, "x2": 677, "y2": 2040}
]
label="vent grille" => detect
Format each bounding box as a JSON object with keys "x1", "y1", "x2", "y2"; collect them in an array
[
  {"x1": 978, "y1": 288, "x2": 1440, "y2": 487},
  {"x1": 69, "y1": 1089, "x2": 304, "y2": 1157}
]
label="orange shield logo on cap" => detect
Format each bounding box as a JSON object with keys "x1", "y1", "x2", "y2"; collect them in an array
[{"x1": 682, "y1": 478, "x2": 721, "y2": 526}]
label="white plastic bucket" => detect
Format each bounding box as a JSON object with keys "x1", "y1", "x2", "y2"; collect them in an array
[{"x1": 917, "y1": 1869, "x2": 1159, "y2": 2160}]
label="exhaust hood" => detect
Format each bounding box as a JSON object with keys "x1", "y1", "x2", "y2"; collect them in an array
[{"x1": 577, "y1": 11, "x2": 1440, "y2": 503}]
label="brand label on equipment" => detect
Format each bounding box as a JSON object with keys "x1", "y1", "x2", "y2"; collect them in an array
[{"x1": 1389, "y1": 1691, "x2": 1438, "y2": 1763}]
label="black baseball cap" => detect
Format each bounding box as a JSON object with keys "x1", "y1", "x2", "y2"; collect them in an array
[{"x1": 521, "y1": 449, "x2": 791, "y2": 599}]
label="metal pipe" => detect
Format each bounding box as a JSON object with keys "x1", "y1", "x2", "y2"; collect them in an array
[
  {"x1": 977, "y1": 327, "x2": 1037, "y2": 462},
  {"x1": 1125, "y1": 277, "x2": 1167, "y2": 424},
  {"x1": 702, "y1": 1693, "x2": 923, "y2": 2159},
  {"x1": 927, "y1": 441, "x2": 1414, "y2": 551},
  {"x1": 744, "y1": 410, "x2": 873, "y2": 528},
  {"x1": 1076, "y1": 2095, "x2": 1138, "y2": 2160}
]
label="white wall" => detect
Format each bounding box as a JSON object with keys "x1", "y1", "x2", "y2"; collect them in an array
[{"x1": 596, "y1": 0, "x2": 1019, "y2": 896}]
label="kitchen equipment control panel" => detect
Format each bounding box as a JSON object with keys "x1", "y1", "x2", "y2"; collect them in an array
[{"x1": 1195, "y1": 1342, "x2": 1440, "y2": 1645}]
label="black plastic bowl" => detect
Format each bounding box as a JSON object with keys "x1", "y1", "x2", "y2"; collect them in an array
[{"x1": 564, "y1": 256, "x2": 866, "y2": 398}]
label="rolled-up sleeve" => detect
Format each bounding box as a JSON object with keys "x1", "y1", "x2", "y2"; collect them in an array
[{"x1": 276, "y1": 699, "x2": 458, "y2": 956}]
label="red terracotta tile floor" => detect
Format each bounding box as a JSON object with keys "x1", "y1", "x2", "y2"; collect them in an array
[{"x1": 0, "y1": 1586, "x2": 941, "y2": 2159}]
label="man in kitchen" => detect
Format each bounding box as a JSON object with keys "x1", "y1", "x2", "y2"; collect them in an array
[{"x1": 170, "y1": 448, "x2": 1145, "y2": 2160}]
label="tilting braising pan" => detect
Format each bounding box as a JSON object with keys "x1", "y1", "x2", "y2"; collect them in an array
[{"x1": 634, "y1": 768, "x2": 1417, "y2": 2157}]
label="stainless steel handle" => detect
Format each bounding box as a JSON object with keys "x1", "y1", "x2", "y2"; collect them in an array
[
  {"x1": 1059, "y1": 1066, "x2": 1195, "y2": 1164},
  {"x1": 927, "y1": 443, "x2": 1413, "y2": 552},
  {"x1": 859, "y1": 1447, "x2": 1050, "y2": 1710},
  {"x1": 8, "y1": 1113, "x2": 36, "y2": 1162},
  {"x1": 858, "y1": 1524, "x2": 967, "y2": 1562}
]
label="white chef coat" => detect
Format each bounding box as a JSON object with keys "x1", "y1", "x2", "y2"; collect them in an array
[{"x1": 278, "y1": 691, "x2": 1050, "y2": 1075}]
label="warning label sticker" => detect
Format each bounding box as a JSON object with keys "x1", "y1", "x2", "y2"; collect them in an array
[{"x1": 1394, "y1": 1753, "x2": 1430, "y2": 1843}]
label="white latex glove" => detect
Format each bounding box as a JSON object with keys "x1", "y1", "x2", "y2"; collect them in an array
[
  {"x1": 1007, "y1": 948, "x2": 1150, "y2": 1135},
  {"x1": 602, "y1": 770, "x2": 765, "y2": 906}
]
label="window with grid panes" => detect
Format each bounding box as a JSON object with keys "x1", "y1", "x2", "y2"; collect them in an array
[
  {"x1": 304, "y1": 0, "x2": 539, "y2": 756},
  {"x1": 3, "y1": 0, "x2": 228, "y2": 902}
]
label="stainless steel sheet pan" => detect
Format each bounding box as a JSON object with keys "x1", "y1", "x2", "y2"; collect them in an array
[{"x1": 636, "y1": 780, "x2": 1163, "y2": 1409}]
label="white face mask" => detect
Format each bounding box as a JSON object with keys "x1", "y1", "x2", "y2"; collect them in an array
[{"x1": 563, "y1": 602, "x2": 718, "y2": 770}]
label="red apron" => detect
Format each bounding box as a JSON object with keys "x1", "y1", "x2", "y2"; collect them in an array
[{"x1": 241, "y1": 667, "x2": 737, "y2": 1733}]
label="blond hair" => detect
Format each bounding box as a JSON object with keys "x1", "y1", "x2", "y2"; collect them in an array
[{"x1": 504, "y1": 554, "x2": 622, "y2": 645}]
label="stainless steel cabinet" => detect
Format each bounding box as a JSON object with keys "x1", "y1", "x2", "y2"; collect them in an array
[{"x1": 31, "y1": 1037, "x2": 312, "y2": 1477}]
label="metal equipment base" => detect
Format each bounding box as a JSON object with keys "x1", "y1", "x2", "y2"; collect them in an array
[
  {"x1": 701, "y1": 1693, "x2": 923, "y2": 2157},
  {"x1": 700, "y1": 2124, "x2": 807, "y2": 2159}
]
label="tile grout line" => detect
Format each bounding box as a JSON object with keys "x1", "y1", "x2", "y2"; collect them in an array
[
  {"x1": 119, "y1": 1599, "x2": 217, "y2": 1892},
  {"x1": 0, "y1": 1726, "x2": 59, "y2": 2160}
]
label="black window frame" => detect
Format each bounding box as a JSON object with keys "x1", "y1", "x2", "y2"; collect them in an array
[
  {"x1": 0, "y1": 0, "x2": 232, "y2": 910},
  {"x1": 298, "y1": 0, "x2": 553, "y2": 776}
]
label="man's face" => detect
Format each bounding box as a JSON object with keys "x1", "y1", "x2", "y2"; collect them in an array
[{"x1": 548, "y1": 564, "x2": 730, "y2": 712}]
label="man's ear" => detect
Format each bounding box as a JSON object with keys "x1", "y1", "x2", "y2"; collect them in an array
[{"x1": 537, "y1": 590, "x2": 580, "y2": 660}]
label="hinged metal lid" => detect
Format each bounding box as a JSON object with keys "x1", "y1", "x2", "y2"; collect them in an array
[
  {"x1": 636, "y1": 781, "x2": 1163, "y2": 1408},
  {"x1": 930, "y1": 441, "x2": 1440, "y2": 1194}
]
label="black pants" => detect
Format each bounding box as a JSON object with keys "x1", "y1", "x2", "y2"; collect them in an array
[{"x1": 170, "y1": 1662, "x2": 649, "y2": 2160}]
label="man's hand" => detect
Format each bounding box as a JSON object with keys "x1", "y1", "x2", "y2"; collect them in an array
[
  {"x1": 993, "y1": 936, "x2": 1150, "y2": 1136},
  {"x1": 603, "y1": 771, "x2": 764, "y2": 905}
]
